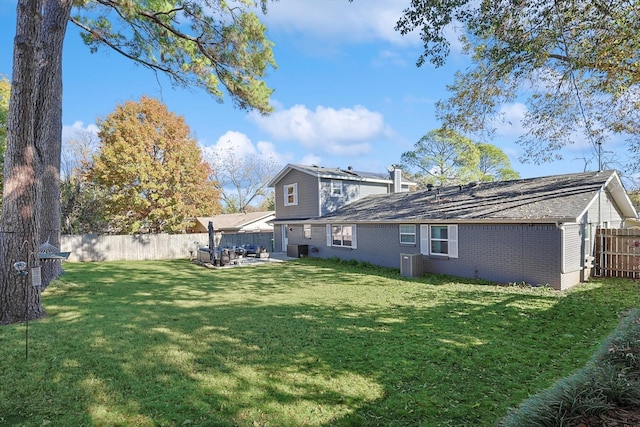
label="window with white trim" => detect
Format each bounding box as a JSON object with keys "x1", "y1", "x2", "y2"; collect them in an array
[
  {"x1": 420, "y1": 224, "x2": 458, "y2": 258},
  {"x1": 326, "y1": 224, "x2": 357, "y2": 248},
  {"x1": 303, "y1": 224, "x2": 312, "y2": 239},
  {"x1": 330, "y1": 180, "x2": 343, "y2": 197},
  {"x1": 284, "y1": 183, "x2": 298, "y2": 206},
  {"x1": 399, "y1": 224, "x2": 416, "y2": 244}
]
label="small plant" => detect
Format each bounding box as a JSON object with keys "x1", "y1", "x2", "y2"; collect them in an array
[{"x1": 507, "y1": 281, "x2": 530, "y2": 288}]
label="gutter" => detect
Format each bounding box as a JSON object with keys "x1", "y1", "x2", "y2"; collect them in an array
[{"x1": 272, "y1": 217, "x2": 579, "y2": 225}]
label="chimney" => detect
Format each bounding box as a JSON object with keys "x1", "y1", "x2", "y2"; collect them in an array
[{"x1": 392, "y1": 167, "x2": 402, "y2": 193}]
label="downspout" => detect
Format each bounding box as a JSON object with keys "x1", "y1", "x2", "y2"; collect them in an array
[{"x1": 597, "y1": 185, "x2": 603, "y2": 276}]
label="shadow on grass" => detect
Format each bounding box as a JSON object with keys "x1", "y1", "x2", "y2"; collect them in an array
[{"x1": 2, "y1": 259, "x2": 638, "y2": 427}]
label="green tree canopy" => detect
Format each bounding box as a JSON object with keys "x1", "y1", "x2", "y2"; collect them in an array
[
  {"x1": 395, "y1": 0, "x2": 640, "y2": 172},
  {"x1": 401, "y1": 128, "x2": 479, "y2": 187},
  {"x1": 401, "y1": 129, "x2": 518, "y2": 187},
  {"x1": 72, "y1": 0, "x2": 276, "y2": 113},
  {"x1": 89, "y1": 96, "x2": 221, "y2": 233},
  {"x1": 476, "y1": 143, "x2": 519, "y2": 182}
]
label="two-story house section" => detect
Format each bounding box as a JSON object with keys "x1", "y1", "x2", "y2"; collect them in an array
[{"x1": 268, "y1": 164, "x2": 415, "y2": 252}]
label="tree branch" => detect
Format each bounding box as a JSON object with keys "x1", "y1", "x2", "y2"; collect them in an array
[{"x1": 69, "y1": 17, "x2": 182, "y2": 80}]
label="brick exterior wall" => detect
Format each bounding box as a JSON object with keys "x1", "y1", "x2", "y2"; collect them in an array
[
  {"x1": 285, "y1": 222, "x2": 571, "y2": 289},
  {"x1": 440, "y1": 224, "x2": 562, "y2": 287},
  {"x1": 286, "y1": 223, "x2": 412, "y2": 268},
  {"x1": 274, "y1": 172, "x2": 630, "y2": 290}
]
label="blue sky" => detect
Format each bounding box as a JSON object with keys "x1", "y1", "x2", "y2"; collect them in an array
[{"x1": 0, "y1": 0, "x2": 622, "y2": 181}]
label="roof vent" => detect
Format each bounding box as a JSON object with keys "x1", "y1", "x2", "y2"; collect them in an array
[{"x1": 427, "y1": 183, "x2": 434, "y2": 191}]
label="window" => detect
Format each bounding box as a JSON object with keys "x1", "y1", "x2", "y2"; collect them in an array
[
  {"x1": 326, "y1": 224, "x2": 357, "y2": 248},
  {"x1": 284, "y1": 183, "x2": 298, "y2": 206},
  {"x1": 330, "y1": 180, "x2": 342, "y2": 197},
  {"x1": 399, "y1": 224, "x2": 416, "y2": 244},
  {"x1": 303, "y1": 224, "x2": 312, "y2": 239},
  {"x1": 430, "y1": 225, "x2": 449, "y2": 254},
  {"x1": 420, "y1": 224, "x2": 458, "y2": 258}
]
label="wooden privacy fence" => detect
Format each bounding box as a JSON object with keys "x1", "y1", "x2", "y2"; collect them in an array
[
  {"x1": 60, "y1": 232, "x2": 275, "y2": 262},
  {"x1": 60, "y1": 233, "x2": 209, "y2": 262},
  {"x1": 595, "y1": 228, "x2": 640, "y2": 279}
]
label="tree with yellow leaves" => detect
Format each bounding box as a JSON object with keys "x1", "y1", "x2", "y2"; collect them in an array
[{"x1": 89, "y1": 96, "x2": 220, "y2": 234}]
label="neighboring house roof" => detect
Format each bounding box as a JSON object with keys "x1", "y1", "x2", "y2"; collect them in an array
[
  {"x1": 268, "y1": 163, "x2": 416, "y2": 187},
  {"x1": 309, "y1": 170, "x2": 638, "y2": 224},
  {"x1": 194, "y1": 211, "x2": 275, "y2": 232}
]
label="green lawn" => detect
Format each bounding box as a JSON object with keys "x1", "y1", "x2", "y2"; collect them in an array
[{"x1": 0, "y1": 258, "x2": 638, "y2": 427}]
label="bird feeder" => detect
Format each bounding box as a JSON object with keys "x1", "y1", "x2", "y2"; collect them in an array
[
  {"x1": 34, "y1": 239, "x2": 70, "y2": 288},
  {"x1": 38, "y1": 239, "x2": 71, "y2": 260}
]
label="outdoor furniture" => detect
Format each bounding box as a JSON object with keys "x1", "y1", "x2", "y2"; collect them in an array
[{"x1": 243, "y1": 244, "x2": 266, "y2": 257}]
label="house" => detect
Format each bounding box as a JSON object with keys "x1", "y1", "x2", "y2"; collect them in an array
[
  {"x1": 272, "y1": 169, "x2": 638, "y2": 290},
  {"x1": 268, "y1": 163, "x2": 416, "y2": 251},
  {"x1": 191, "y1": 211, "x2": 275, "y2": 249}
]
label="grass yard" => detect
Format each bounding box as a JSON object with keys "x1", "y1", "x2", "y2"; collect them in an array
[{"x1": 0, "y1": 258, "x2": 638, "y2": 427}]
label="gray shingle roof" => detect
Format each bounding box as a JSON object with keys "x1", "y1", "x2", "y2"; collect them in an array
[
  {"x1": 316, "y1": 170, "x2": 626, "y2": 223},
  {"x1": 268, "y1": 163, "x2": 416, "y2": 187},
  {"x1": 195, "y1": 211, "x2": 274, "y2": 231},
  {"x1": 291, "y1": 164, "x2": 389, "y2": 181}
]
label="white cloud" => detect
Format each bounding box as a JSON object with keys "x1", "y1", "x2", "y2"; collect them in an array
[
  {"x1": 249, "y1": 104, "x2": 391, "y2": 156},
  {"x1": 263, "y1": 0, "x2": 419, "y2": 46},
  {"x1": 203, "y1": 131, "x2": 257, "y2": 158},
  {"x1": 201, "y1": 130, "x2": 290, "y2": 165},
  {"x1": 62, "y1": 120, "x2": 99, "y2": 142},
  {"x1": 255, "y1": 140, "x2": 277, "y2": 158},
  {"x1": 300, "y1": 153, "x2": 322, "y2": 166}
]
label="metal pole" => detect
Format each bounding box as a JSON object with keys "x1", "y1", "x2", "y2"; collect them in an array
[
  {"x1": 22, "y1": 270, "x2": 29, "y2": 360},
  {"x1": 208, "y1": 221, "x2": 215, "y2": 264}
]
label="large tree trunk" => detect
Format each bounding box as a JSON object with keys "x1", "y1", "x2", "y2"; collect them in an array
[
  {"x1": 37, "y1": 0, "x2": 73, "y2": 287},
  {"x1": 0, "y1": 0, "x2": 45, "y2": 324},
  {"x1": 0, "y1": 0, "x2": 72, "y2": 324}
]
